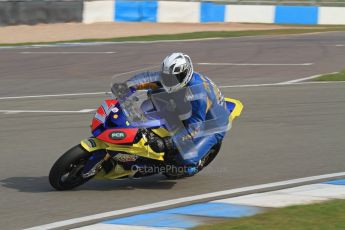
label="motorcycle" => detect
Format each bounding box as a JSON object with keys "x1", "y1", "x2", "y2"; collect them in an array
[{"x1": 49, "y1": 83, "x2": 243, "y2": 190}]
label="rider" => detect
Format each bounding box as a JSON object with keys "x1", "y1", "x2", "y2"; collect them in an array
[{"x1": 124, "y1": 53, "x2": 230, "y2": 176}]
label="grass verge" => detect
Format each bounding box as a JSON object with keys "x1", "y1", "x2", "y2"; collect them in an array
[
  {"x1": 315, "y1": 70, "x2": 345, "y2": 81},
  {"x1": 192, "y1": 200, "x2": 345, "y2": 230},
  {"x1": 2, "y1": 27, "x2": 345, "y2": 47}
]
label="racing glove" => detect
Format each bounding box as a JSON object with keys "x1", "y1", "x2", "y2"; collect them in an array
[{"x1": 111, "y1": 83, "x2": 136, "y2": 100}]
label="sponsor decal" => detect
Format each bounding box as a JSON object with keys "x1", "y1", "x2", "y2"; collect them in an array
[
  {"x1": 113, "y1": 114, "x2": 119, "y2": 119},
  {"x1": 109, "y1": 131, "x2": 126, "y2": 140},
  {"x1": 111, "y1": 107, "x2": 119, "y2": 113},
  {"x1": 114, "y1": 153, "x2": 138, "y2": 162}
]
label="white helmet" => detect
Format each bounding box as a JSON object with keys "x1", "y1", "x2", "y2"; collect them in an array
[{"x1": 160, "y1": 53, "x2": 193, "y2": 93}]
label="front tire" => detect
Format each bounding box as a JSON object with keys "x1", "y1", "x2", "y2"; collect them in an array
[{"x1": 49, "y1": 145, "x2": 91, "y2": 190}]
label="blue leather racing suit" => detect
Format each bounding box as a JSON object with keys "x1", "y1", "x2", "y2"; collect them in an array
[{"x1": 127, "y1": 71, "x2": 230, "y2": 167}]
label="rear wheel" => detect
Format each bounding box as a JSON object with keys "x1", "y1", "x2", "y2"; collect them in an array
[
  {"x1": 201, "y1": 142, "x2": 222, "y2": 168},
  {"x1": 49, "y1": 145, "x2": 91, "y2": 190},
  {"x1": 163, "y1": 168, "x2": 187, "y2": 180}
]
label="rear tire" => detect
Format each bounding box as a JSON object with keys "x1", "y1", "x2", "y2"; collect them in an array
[
  {"x1": 201, "y1": 142, "x2": 222, "y2": 168},
  {"x1": 163, "y1": 170, "x2": 187, "y2": 180},
  {"x1": 49, "y1": 145, "x2": 91, "y2": 191}
]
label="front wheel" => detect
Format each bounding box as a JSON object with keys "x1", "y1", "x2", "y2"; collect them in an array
[{"x1": 49, "y1": 145, "x2": 91, "y2": 190}]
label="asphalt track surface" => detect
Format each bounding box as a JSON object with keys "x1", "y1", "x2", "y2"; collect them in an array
[{"x1": 0, "y1": 32, "x2": 345, "y2": 229}]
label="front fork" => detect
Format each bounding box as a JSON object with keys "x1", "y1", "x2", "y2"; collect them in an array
[{"x1": 81, "y1": 149, "x2": 111, "y2": 179}]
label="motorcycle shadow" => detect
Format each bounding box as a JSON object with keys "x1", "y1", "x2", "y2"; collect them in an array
[
  {"x1": 0, "y1": 175, "x2": 178, "y2": 193},
  {"x1": 83, "y1": 175, "x2": 177, "y2": 191},
  {"x1": 0, "y1": 176, "x2": 51, "y2": 193}
]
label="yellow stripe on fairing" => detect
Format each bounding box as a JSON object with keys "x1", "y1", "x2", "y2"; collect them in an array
[{"x1": 224, "y1": 97, "x2": 244, "y2": 121}]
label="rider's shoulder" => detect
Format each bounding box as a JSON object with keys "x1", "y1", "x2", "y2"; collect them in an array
[
  {"x1": 190, "y1": 72, "x2": 206, "y2": 83},
  {"x1": 191, "y1": 72, "x2": 212, "y2": 84}
]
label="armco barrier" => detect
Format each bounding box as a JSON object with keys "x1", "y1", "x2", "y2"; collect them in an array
[
  {"x1": 274, "y1": 5, "x2": 319, "y2": 24},
  {"x1": 319, "y1": 7, "x2": 345, "y2": 24},
  {"x1": 1, "y1": 0, "x2": 345, "y2": 26},
  {"x1": 0, "y1": 0, "x2": 83, "y2": 26},
  {"x1": 157, "y1": 1, "x2": 200, "y2": 23},
  {"x1": 200, "y1": 2, "x2": 225, "y2": 23},
  {"x1": 83, "y1": 0, "x2": 114, "y2": 24},
  {"x1": 83, "y1": 1, "x2": 345, "y2": 25},
  {"x1": 115, "y1": 0, "x2": 157, "y2": 22},
  {"x1": 225, "y1": 5, "x2": 275, "y2": 23}
]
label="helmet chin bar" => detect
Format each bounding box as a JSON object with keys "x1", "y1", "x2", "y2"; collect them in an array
[{"x1": 166, "y1": 83, "x2": 183, "y2": 94}]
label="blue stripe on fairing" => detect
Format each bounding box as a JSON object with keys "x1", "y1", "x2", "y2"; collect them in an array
[
  {"x1": 115, "y1": 0, "x2": 158, "y2": 22},
  {"x1": 225, "y1": 101, "x2": 235, "y2": 113},
  {"x1": 200, "y1": 2, "x2": 225, "y2": 23},
  {"x1": 322, "y1": 179, "x2": 345, "y2": 185},
  {"x1": 160, "y1": 202, "x2": 262, "y2": 218},
  {"x1": 274, "y1": 6, "x2": 318, "y2": 24},
  {"x1": 102, "y1": 212, "x2": 200, "y2": 228}
]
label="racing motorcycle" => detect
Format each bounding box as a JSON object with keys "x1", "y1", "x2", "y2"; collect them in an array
[{"x1": 49, "y1": 84, "x2": 243, "y2": 190}]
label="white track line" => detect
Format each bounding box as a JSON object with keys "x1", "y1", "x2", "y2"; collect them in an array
[
  {"x1": 0, "y1": 80, "x2": 344, "y2": 101},
  {"x1": 21, "y1": 51, "x2": 117, "y2": 54},
  {"x1": 25, "y1": 172, "x2": 345, "y2": 230},
  {"x1": 219, "y1": 83, "x2": 284, "y2": 88},
  {"x1": 0, "y1": 65, "x2": 159, "y2": 101},
  {"x1": 219, "y1": 80, "x2": 345, "y2": 88},
  {"x1": 0, "y1": 72, "x2": 343, "y2": 101},
  {"x1": 0, "y1": 109, "x2": 95, "y2": 114},
  {"x1": 0, "y1": 92, "x2": 106, "y2": 100},
  {"x1": 198, "y1": 63, "x2": 314, "y2": 66},
  {"x1": 2, "y1": 81, "x2": 343, "y2": 115},
  {"x1": 279, "y1": 72, "x2": 339, "y2": 84},
  {"x1": 0, "y1": 39, "x2": 224, "y2": 50}
]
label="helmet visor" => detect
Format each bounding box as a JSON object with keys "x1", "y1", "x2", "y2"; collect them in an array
[
  {"x1": 161, "y1": 69, "x2": 188, "y2": 88},
  {"x1": 161, "y1": 72, "x2": 180, "y2": 88}
]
